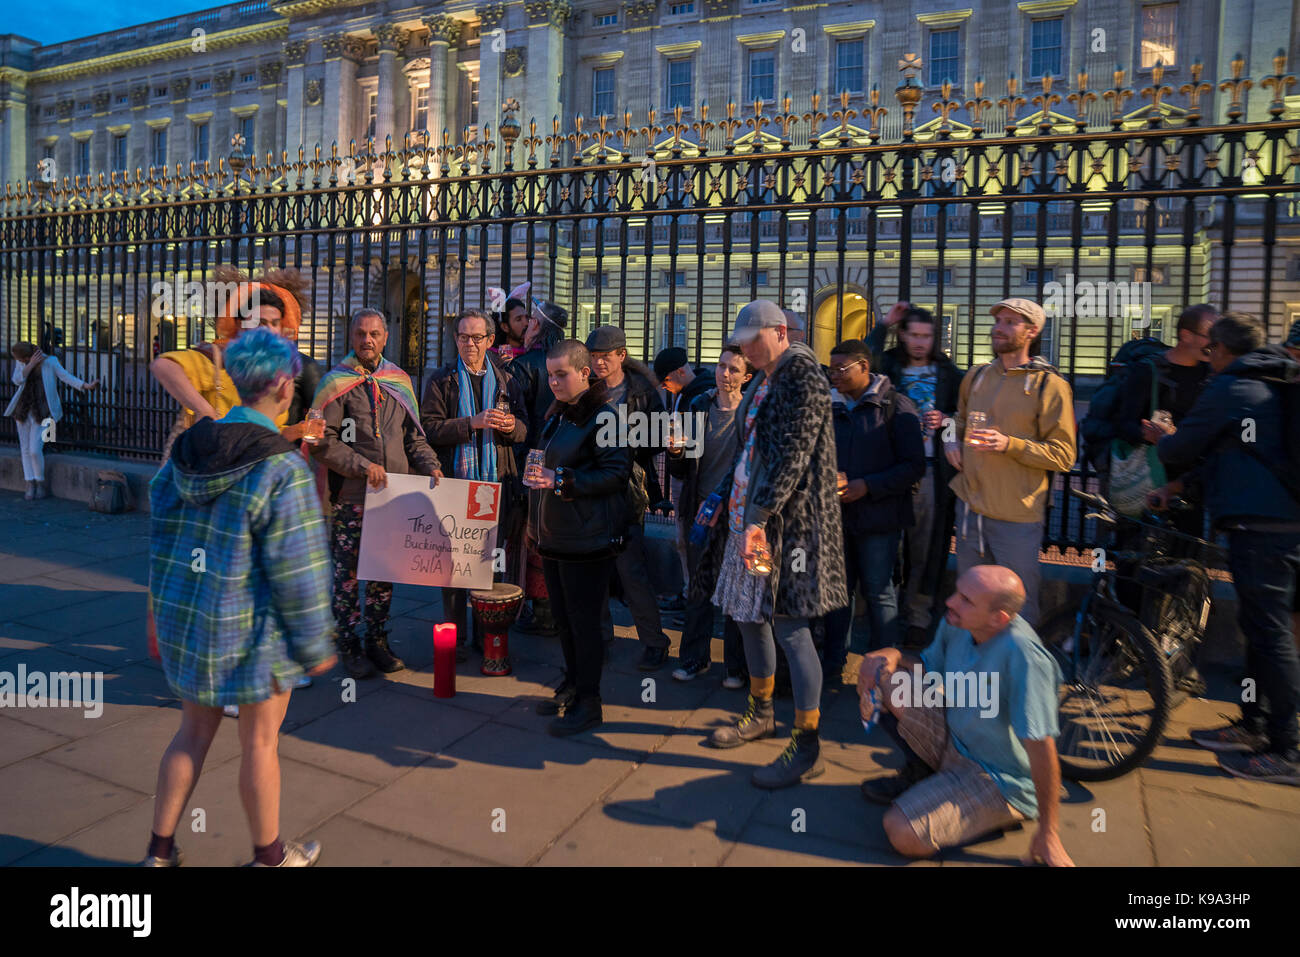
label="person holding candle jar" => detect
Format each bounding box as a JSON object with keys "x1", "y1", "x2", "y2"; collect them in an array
[
  {"x1": 697, "y1": 300, "x2": 848, "y2": 790},
  {"x1": 422, "y1": 308, "x2": 530, "y2": 661},
  {"x1": 942, "y1": 299, "x2": 1076, "y2": 628},
  {"x1": 523, "y1": 339, "x2": 632, "y2": 735}
]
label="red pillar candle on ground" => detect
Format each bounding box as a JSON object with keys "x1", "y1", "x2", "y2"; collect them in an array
[{"x1": 433, "y1": 623, "x2": 457, "y2": 698}]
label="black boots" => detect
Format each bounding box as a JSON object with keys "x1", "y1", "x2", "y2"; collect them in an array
[
  {"x1": 548, "y1": 695, "x2": 602, "y2": 736},
  {"x1": 859, "y1": 759, "x2": 933, "y2": 805},
  {"x1": 337, "y1": 633, "x2": 375, "y2": 680},
  {"x1": 708, "y1": 695, "x2": 777, "y2": 748},
  {"x1": 365, "y1": 629, "x2": 405, "y2": 673},
  {"x1": 536, "y1": 682, "x2": 577, "y2": 716},
  {"x1": 752, "y1": 727, "x2": 825, "y2": 789}
]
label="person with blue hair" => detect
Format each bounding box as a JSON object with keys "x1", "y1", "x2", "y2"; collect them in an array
[{"x1": 144, "y1": 327, "x2": 336, "y2": 867}]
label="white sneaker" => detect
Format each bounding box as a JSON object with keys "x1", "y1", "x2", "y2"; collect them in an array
[
  {"x1": 222, "y1": 704, "x2": 239, "y2": 718},
  {"x1": 248, "y1": 839, "x2": 322, "y2": 867},
  {"x1": 722, "y1": 671, "x2": 746, "y2": 690}
]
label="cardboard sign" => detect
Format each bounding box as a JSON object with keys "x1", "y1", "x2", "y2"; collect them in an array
[{"x1": 357, "y1": 474, "x2": 501, "y2": 589}]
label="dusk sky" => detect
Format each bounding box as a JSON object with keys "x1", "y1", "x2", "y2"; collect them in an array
[{"x1": 3, "y1": 1, "x2": 222, "y2": 45}]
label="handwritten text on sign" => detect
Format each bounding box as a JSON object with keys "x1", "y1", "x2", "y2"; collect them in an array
[{"x1": 357, "y1": 474, "x2": 500, "y2": 589}]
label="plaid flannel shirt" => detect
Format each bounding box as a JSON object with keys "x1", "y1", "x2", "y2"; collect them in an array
[{"x1": 149, "y1": 449, "x2": 334, "y2": 706}]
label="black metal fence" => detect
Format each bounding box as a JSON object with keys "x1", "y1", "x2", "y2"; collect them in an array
[{"x1": 2, "y1": 61, "x2": 1298, "y2": 554}]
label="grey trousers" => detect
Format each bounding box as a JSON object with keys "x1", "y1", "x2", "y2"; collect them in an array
[
  {"x1": 954, "y1": 499, "x2": 1045, "y2": 628},
  {"x1": 601, "y1": 523, "x2": 671, "y2": 648}
]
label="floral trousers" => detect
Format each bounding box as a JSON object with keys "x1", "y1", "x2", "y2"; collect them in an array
[{"x1": 331, "y1": 502, "x2": 393, "y2": 639}]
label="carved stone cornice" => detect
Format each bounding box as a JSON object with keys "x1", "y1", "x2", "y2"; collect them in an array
[
  {"x1": 172, "y1": 77, "x2": 191, "y2": 99},
  {"x1": 373, "y1": 24, "x2": 410, "y2": 55},
  {"x1": 423, "y1": 14, "x2": 463, "y2": 46},
  {"x1": 129, "y1": 86, "x2": 148, "y2": 107},
  {"x1": 322, "y1": 33, "x2": 367, "y2": 63},
  {"x1": 260, "y1": 61, "x2": 283, "y2": 86},
  {"x1": 92, "y1": 91, "x2": 110, "y2": 113},
  {"x1": 625, "y1": 0, "x2": 657, "y2": 26},
  {"x1": 701, "y1": 0, "x2": 730, "y2": 14},
  {"x1": 478, "y1": 3, "x2": 506, "y2": 30},
  {"x1": 213, "y1": 70, "x2": 235, "y2": 94},
  {"x1": 283, "y1": 39, "x2": 309, "y2": 65},
  {"x1": 525, "y1": 0, "x2": 572, "y2": 29}
]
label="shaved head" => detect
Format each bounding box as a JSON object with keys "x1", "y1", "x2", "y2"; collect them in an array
[{"x1": 945, "y1": 565, "x2": 1027, "y2": 641}]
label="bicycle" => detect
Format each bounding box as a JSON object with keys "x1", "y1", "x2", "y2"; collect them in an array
[{"x1": 1038, "y1": 487, "x2": 1220, "y2": 781}]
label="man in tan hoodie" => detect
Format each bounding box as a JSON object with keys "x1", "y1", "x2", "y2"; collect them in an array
[{"x1": 942, "y1": 299, "x2": 1076, "y2": 626}]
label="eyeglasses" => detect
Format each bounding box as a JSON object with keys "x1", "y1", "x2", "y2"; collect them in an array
[
  {"x1": 456, "y1": 334, "x2": 491, "y2": 345},
  {"x1": 828, "y1": 360, "x2": 864, "y2": 377}
]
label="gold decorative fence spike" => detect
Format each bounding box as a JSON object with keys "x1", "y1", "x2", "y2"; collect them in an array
[
  {"x1": 1220, "y1": 53, "x2": 1252, "y2": 121},
  {"x1": 965, "y1": 78, "x2": 992, "y2": 133},
  {"x1": 1260, "y1": 49, "x2": 1296, "y2": 118},
  {"x1": 998, "y1": 74, "x2": 1026, "y2": 132}
]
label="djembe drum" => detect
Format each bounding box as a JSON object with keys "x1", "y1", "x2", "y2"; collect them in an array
[{"x1": 470, "y1": 583, "x2": 523, "y2": 676}]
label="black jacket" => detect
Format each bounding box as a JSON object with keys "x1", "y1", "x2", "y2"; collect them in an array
[
  {"x1": 1157, "y1": 349, "x2": 1300, "y2": 529},
  {"x1": 865, "y1": 322, "x2": 964, "y2": 590},
  {"x1": 832, "y1": 377, "x2": 926, "y2": 535},
  {"x1": 288, "y1": 353, "x2": 322, "y2": 426},
  {"x1": 512, "y1": 344, "x2": 555, "y2": 452},
  {"x1": 603, "y1": 358, "x2": 667, "y2": 515},
  {"x1": 420, "y1": 352, "x2": 529, "y2": 481},
  {"x1": 526, "y1": 379, "x2": 634, "y2": 561},
  {"x1": 667, "y1": 371, "x2": 714, "y2": 416},
  {"x1": 1113, "y1": 352, "x2": 1209, "y2": 447}
]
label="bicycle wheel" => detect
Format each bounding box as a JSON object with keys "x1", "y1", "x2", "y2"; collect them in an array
[{"x1": 1038, "y1": 601, "x2": 1174, "y2": 782}]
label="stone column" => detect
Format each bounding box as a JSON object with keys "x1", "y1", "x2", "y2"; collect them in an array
[
  {"x1": 476, "y1": 3, "x2": 506, "y2": 149},
  {"x1": 372, "y1": 25, "x2": 409, "y2": 151},
  {"x1": 322, "y1": 34, "x2": 366, "y2": 153},
  {"x1": 212, "y1": 70, "x2": 235, "y2": 170},
  {"x1": 258, "y1": 60, "x2": 282, "y2": 166},
  {"x1": 168, "y1": 79, "x2": 190, "y2": 173},
  {"x1": 424, "y1": 14, "x2": 464, "y2": 144},
  {"x1": 284, "y1": 40, "x2": 308, "y2": 154},
  {"x1": 520, "y1": 0, "x2": 571, "y2": 147},
  {"x1": 128, "y1": 84, "x2": 150, "y2": 175}
]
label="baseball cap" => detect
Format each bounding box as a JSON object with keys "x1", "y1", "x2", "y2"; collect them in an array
[
  {"x1": 731, "y1": 299, "x2": 787, "y2": 344},
  {"x1": 653, "y1": 347, "x2": 688, "y2": 379},
  {"x1": 1286, "y1": 318, "x2": 1300, "y2": 348},
  {"x1": 585, "y1": 325, "x2": 627, "y2": 353},
  {"x1": 990, "y1": 298, "x2": 1047, "y2": 327}
]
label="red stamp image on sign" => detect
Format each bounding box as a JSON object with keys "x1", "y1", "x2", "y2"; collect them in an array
[{"x1": 467, "y1": 482, "x2": 499, "y2": 521}]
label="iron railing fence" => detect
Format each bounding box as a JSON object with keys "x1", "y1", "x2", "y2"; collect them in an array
[{"x1": 2, "y1": 59, "x2": 1298, "y2": 555}]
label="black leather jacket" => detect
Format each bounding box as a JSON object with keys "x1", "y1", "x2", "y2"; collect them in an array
[{"x1": 526, "y1": 379, "x2": 633, "y2": 561}]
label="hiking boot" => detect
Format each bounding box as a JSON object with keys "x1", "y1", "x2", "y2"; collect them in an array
[
  {"x1": 860, "y1": 759, "x2": 934, "y2": 805},
  {"x1": 536, "y1": 682, "x2": 576, "y2": 715},
  {"x1": 752, "y1": 727, "x2": 825, "y2": 789},
  {"x1": 516, "y1": 598, "x2": 560, "y2": 636},
  {"x1": 1217, "y1": 748, "x2": 1300, "y2": 786},
  {"x1": 549, "y1": 695, "x2": 602, "y2": 736},
  {"x1": 248, "y1": 839, "x2": 322, "y2": 867},
  {"x1": 365, "y1": 630, "x2": 405, "y2": 673},
  {"x1": 672, "y1": 657, "x2": 710, "y2": 681},
  {"x1": 337, "y1": 633, "x2": 375, "y2": 680},
  {"x1": 708, "y1": 694, "x2": 776, "y2": 748},
  {"x1": 1190, "y1": 716, "x2": 1268, "y2": 754}
]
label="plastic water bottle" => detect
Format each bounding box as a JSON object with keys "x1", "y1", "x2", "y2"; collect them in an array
[
  {"x1": 861, "y1": 687, "x2": 881, "y2": 734},
  {"x1": 690, "y1": 492, "x2": 723, "y2": 546}
]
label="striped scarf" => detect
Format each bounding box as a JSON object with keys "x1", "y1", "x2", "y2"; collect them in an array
[
  {"x1": 454, "y1": 357, "x2": 498, "y2": 482},
  {"x1": 312, "y1": 352, "x2": 424, "y2": 436}
]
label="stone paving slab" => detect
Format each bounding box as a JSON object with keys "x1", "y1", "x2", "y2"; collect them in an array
[{"x1": 1, "y1": 489, "x2": 1299, "y2": 867}]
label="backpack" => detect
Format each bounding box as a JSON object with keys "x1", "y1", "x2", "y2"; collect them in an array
[
  {"x1": 89, "y1": 469, "x2": 135, "y2": 514},
  {"x1": 1080, "y1": 337, "x2": 1168, "y2": 469}
]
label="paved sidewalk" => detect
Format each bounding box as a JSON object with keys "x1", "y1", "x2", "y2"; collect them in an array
[{"x1": 1, "y1": 490, "x2": 1298, "y2": 867}]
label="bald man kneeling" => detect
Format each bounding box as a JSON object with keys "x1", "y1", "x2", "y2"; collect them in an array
[{"x1": 857, "y1": 565, "x2": 1074, "y2": 866}]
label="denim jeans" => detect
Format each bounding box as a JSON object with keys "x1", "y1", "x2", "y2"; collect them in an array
[
  {"x1": 1227, "y1": 530, "x2": 1300, "y2": 752},
  {"x1": 823, "y1": 529, "x2": 902, "y2": 669},
  {"x1": 737, "y1": 617, "x2": 822, "y2": 712}
]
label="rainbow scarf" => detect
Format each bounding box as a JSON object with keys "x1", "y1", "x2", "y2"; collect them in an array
[{"x1": 312, "y1": 352, "x2": 424, "y2": 436}]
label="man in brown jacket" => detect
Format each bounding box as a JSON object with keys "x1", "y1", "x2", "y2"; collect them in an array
[
  {"x1": 312, "y1": 309, "x2": 442, "y2": 679},
  {"x1": 942, "y1": 299, "x2": 1076, "y2": 626}
]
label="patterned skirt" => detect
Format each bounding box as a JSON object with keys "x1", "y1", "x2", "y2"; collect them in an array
[{"x1": 711, "y1": 528, "x2": 768, "y2": 624}]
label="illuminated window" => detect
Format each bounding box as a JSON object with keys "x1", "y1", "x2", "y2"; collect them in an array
[{"x1": 1141, "y1": 3, "x2": 1177, "y2": 68}]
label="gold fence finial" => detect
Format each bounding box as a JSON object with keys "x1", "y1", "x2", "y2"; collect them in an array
[
  {"x1": 999, "y1": 73, "x2": 1026, "y2": 132},
  {"x1": 965, "y1": 77, "x2": 992, "y2": 133},
  {"x1": 1180, "y1": 61, "x2": 1213, "y2": 122},
  {"x1": 1220, "y1": 52, "x2": 1252, "y2": 121},
  {"x1": 1103, "y1": 66, "x2": 1132, "y2": 124},
  {"x1": 1141, "y1": 61, "x2": 1173, "y2": 125},
  {"x1": 1261, "y1": 49, "x2": 1296, "y2": 118}
]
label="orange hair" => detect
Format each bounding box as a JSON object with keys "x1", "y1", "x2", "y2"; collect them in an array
[{"x1": 215, "y1": 281, "x2": 302, "y2": 344}]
